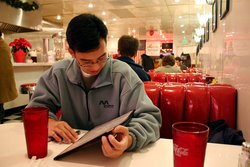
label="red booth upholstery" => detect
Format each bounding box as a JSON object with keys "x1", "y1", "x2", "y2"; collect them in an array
[
  {"x1": 148, "y1": 70, "x2": 155, "y2": 80},
  {"x1": 151, "y1": 72, "x2": 166, "y2": 82},
  {"x1": 144, "y1": 84, "x2": 160, "y2": 107},
  {"x1": 165, "y1": 73, "x2": 177, "y2": 82},
  {"x1": 209, "y1": 84, "x2": 237, "y2": 128},
  {"x1": 176, "y1": 74, "x2": 188, "y2": 83},
  {"x1": 184, "y1": 85, "x2": 210, "y2": 123},
  {"x1": 143, "y1": 82, "x2": 237, "y2": 139},
  {"x1": 149, "y1": 71, "x2": 206, "y2": 84},
  {"x1": 187, "y1": 73, "x2": 199, "y2": 82},
  {"x1": 160, "y1": 85, "x2": 185, "y2": 138}
]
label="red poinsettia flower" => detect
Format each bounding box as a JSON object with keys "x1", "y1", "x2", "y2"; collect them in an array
[{"x1": 9, "y1": 38, "x2": 32, "y2": 53}]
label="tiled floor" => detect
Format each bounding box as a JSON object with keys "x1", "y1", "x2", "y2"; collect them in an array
[{"x1": 2, "y1": 112, "x2": 22, "y2": 124}]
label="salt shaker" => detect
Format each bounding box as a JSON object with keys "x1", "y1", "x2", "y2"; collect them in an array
[{"x1": 238, "y1": 142, "x2": 250, "y2": 167}]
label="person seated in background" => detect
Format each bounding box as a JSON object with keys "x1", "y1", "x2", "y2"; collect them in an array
[
  {"x1": 155, "y1": 55, "x2": 182, "y2": 73},
  {"x1": 117, "y1": 35, "x2": 150, "y2": 81},
  {"x1": 141, "y1": 53, "x2": 154, "y2": 72},
  {"x1": 0, "y1": 31, "x2": 18, "y2": 124},
  {"x1": 175, "y1": 56, "x2": 187, "y2": 71},
  {"x1": 27, "y1": 13, "x2": 161, "y2": 158},
  {"x1": 158, "y1": 54, "x2": 164, "y2": 67},
  {"x1": 180, "y1": 53, "x2": 191, "y2": 67}
]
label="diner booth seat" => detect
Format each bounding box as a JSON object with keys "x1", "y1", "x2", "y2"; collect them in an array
[
  {"x1": 184, "y1": 85, "x2": 210, "y2": 124},
  {"x1": 176, "y1": 74, "x2": 188, "y2": 83},
  {"x1": 209, "y1": 84, "x2": 237, "y2": 129},
  {"x1": 151, "y1": 72, "x2": 166, "y2": 82},
  {"x1": 166, "y1": 73, "x2": 177, "y2": 82},
  {"x1": 143, "y1": 82, "x2": 237, "y2": 139},
  {"x1": 159, "y1": 85, "x2": 185, "y2": 138},
  {"x1": 150, "y1": 72, "x2": 206, "y2": 84},
  {"x1": 143, "y1": 84, "x2": 160, "y2": 107}
]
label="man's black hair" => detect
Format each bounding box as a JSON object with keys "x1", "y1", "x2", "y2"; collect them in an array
[
  {"x1": 118, "y1": 35, "x2": 139, "y2": 57},
  {"x1": 66, "y1": 13, "x2": 108, "y2": 52},
  {"x1": 0, "y1": 31, "x2": 2, "y2": 37},
  {"x1": 175, "y1": 56, "x2": 182, "y2": 61}
]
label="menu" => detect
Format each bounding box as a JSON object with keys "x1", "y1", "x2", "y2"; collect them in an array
[{"x1": 54, "y1": 110, "x2": 134, "y2": 160}]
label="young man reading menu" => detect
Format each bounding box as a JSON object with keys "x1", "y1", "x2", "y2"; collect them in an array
[{"x1": 27, "y1": 13, "x2": 162, "y2": 158}]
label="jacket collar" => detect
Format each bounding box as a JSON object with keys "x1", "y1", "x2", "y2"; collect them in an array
[{"x1": 117, "y1": 56, "x2": 143, "y2": 68}]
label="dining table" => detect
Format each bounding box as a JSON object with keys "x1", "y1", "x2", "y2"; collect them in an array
[{"x1": 0, "y1": 122, "x2": 241, "y2": 167}]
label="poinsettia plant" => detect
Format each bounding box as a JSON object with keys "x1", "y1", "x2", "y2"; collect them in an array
[{"x1": 9, "y1": 38, "x2": 32, "y2": 53}]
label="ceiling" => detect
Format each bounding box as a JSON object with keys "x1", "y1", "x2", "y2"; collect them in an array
[{"x1": 37, "y1": 0, "x2": 211, "y2": 46}]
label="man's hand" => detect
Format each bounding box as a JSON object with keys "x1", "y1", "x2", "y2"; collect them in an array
[
  {"x1": 101, "y1": 125, "x2": 132, "y2": 158},
  {"x1": 48, "y1": 118, "x2": 78, "y2": 143}
]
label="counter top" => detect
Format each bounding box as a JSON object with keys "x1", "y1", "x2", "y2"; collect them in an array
[{"x1": 13, "y1": 62, "x2": 54, "y2": 67}]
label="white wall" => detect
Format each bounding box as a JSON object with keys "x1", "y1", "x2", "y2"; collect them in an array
[
  {"x1": 198, "y1": 0, "x2": 250, "y2": 141},
  {"x1": 107, "y1": 37, "x2": 119, "y2": 56}
]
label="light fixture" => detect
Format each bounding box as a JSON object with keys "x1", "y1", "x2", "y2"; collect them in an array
[
  {"x1": 88, "y1": 3, "x2": 93, "y2": 8},
  {"x1": 194, "y1": 35, "x2": 201, "y2": 43},
  {"x1": 159, "y1": 30, "x2": 163, "y2": 36},
  {"x1": 101, "y1": 11, "x2": 106, "y2": 15},
  {"x1": 206, "y1": 0, "x2": 215, "y2": 5},
  {"x1": 197, "y1": 13, "x2": 209, "y2": 26},
  {"x1": 195, "y1": 27, "x2": 204, "y2": 36},
  {"x1": 56, "y1": 15, "x2": 61, "y2": 20}
]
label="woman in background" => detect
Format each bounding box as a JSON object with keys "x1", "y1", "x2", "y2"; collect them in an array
[{"x1": 155, "y1": 55, "x2": 181, "y2": 73}]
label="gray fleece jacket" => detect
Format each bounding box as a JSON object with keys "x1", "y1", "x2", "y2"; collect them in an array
[{"x1": 27, "y1": 57, "x2": 162, "y2": 151}]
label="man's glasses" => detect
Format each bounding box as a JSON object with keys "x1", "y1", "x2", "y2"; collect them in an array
[{"x1": 78, "y1": 55, "x2": 108, "y2": 68}]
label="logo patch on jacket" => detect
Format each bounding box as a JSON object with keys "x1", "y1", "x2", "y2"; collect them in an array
[{"x1": 99, "y1": 100, "x2": 114, "y2": 108}]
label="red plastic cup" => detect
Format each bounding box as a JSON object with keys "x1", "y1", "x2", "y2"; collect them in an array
[
  {"x1": 22, "y1": 106, "x2": 49, "y2": 159},
  {"x1": 172, "y1": 122, "x2": 209, "y2": 167}
]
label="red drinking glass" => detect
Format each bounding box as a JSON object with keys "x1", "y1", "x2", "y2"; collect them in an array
[
  {"x1": 172, "y1": 122, "x2": 209, "y2": 167},
  {"x1": 22, "y1": 106, "x2": 49, "y2": 159}
]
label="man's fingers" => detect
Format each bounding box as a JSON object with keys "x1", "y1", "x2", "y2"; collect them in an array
[
  {"x1": 51, "y1": 131, "x2": 63, "y2": 142},
  {"x1": 48, "y1": 120, "x2": 78, "y2": 143},
  {"x1": 64, "y1": 124, "x2": 78, "y2": 139},
  {"x1": 112, "y1": 125, "x2": 128, "y2": 136},
  {"x1": 101, "y1": 137, "x2": 109, "y2": 157},
  {"x1": 108, "y1": 134, "x2": 123, "y2": 150},
  {"x1": 101, "y1": 136, "x2": 121, "y2": 158},
  {"x1": 102, "y1": 136, "x2": 115, "y2": 153}
]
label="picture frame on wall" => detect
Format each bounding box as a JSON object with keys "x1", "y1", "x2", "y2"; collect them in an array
[
  {"x1": 203, "y1": 32, "x2": 206, "y2": 44},
  {"x1": 220, "y1": 0, "x2": 230, "y2": 19},
  {"x1": 199, "y1": 36, "x2": 203, "y2": 49},
  {"x1": 205, "y1": 20, "x2": 209, "y2": 42},
  {"x1": 196, "y1": 44, "x2": 200, "y2": 56},
  {"x1": 212, "y1": 0, "x2": 218, "y2": 32}
]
